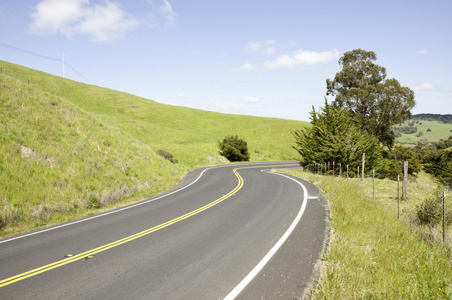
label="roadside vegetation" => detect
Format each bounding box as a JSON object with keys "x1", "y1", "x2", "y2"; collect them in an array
[
  {"x1": 0, "y1": 71, "x2": 184, "y2": 236},
  {"x1": 282, "y1": 169, "x2": 452, "y2": 299},
  {"x1": 0, "y1": 60, "x2": 306, "y2": 236},
  {"x1": 291, "y1": 49, "x2": 452, "y2": 298}
]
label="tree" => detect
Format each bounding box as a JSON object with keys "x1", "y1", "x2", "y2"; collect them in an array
[
  {"x1": 380, "y1": 145, "x2": 421, "y2": 179},
  {"x1": 326, "y1": 49, "x2": 415, "y2": 147},
  {"x1": 218, "y1": 135, "x2": 250, "y2": 162},
  {"x1": 423, "y1": 149, "x2": 452, "y2": 188},
  {"x1": 292, "y1": 101, "x2": 383, "y2": 172}
]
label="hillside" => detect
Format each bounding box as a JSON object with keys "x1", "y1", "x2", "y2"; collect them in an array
[
  {"x1": 0, "y1": 60, "x2": 308, "y2": 236},
  {"x1": 394, "y1": 114, "x2": 452, "y2": 146}
]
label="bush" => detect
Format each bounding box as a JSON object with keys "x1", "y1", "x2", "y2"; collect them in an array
[
  {"x1": 416, "y1": 191, "x2": 452, "y2": 226},
  {"x1": 157, "y1": 150, "x2": 178, "y2": 164},
  {"x1": 218, "y1": 135, "x2": 250, "y2": 162}
]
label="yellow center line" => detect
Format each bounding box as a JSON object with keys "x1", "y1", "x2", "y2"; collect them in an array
[{"x1": 0, "y1": 164, "x2": 296, "y2": 288}]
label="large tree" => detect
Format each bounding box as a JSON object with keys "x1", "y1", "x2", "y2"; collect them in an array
[{"x1": 326, "y1": 49, "x2": 415, "y2": 147}]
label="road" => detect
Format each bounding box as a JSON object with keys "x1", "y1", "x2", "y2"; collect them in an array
[{"x1": 0, "y1": 161, "x2": 329, "y2": 299}]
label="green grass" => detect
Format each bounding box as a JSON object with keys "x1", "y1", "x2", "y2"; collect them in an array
[
  {"x1": 0, "y1": 60, "x2": 308, "y2": 236},
  {"x1": 394, "y1": 119, "x2": 452, "y2": 146},
  {"x1": 1, "y1": 61, "x2": 305, "y2": 167},
  {"x1": 281, "y1": 170, "x2": 452, "y2": 299}
]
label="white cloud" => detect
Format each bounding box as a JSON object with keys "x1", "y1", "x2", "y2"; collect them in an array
[
  {"x1": 264, "y1": 49, "x2": 340, "y2": 69},
  {"x1": 244, "y1": 40, "x2": 276, "y2": 55},
  {"x1": 417, "y1": 48, "x2": 429, "y2": 55},
  {"x1": 242, "y1": 96, "x2": 259, "y2": 102},
  {"x1": 264, "y1": 47, "x2": 276, "y2": 55},
  {"x1": 79, "y1": 2, "x2": 139, "y2": 41},
  {"x1": 29, "y1": 0, "x2": 86, "y2": 36},
  {"x1": 244, "y1": 41, "x2": 262, "y2": 52},
  {"x1": 29, "y1": 0, "x2": 176, "y2": 41},
  {"x1": 29, "y1": 0, "x2": 138, "y2": 41},
  {"x1": 411, "y1": 83, "x2": 434, "y2": 91},
  {"x1": 157, "y1": 0, "x2": 176, "y2": 26},
  {"x1": 230, "y1": 62, "x2": 259, "y2": 73}
]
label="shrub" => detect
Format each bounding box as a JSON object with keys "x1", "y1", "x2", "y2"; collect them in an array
[
  {"x1": 157, "y1": 150, "x2": 178, "y2": 164},
  {"x1": 416, "y1": 191, "x2": 452, "y2": 226},
  {"x1": 218, "y1": 135, "x2": 250, "y2": 162}
]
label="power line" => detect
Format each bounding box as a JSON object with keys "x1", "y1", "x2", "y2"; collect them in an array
[{"x1": 0, "y1": 41, "x2": 93, "y2": 85}]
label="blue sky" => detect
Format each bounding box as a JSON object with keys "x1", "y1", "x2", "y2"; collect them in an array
[{"x1": 1, "y1": 0, "x2": 451, "y2": 121}]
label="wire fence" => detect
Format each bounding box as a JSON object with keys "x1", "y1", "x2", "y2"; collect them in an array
[
  {"x1": 301, "y1": 162, "x2": 450, "y2": 248},
  {"x1": 0, "y1": 42, "x2": 93, "y2": 84}
]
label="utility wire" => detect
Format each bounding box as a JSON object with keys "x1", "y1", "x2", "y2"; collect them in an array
[{"x1": 0, "y1": 41, "x2": 93, "y2": 85}]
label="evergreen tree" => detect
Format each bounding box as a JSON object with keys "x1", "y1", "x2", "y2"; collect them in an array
[{"x1": 292, "y1": 101, "x2": 382, "y2": 172}]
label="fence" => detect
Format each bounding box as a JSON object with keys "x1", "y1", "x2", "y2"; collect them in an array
[{"x1": 301, "y1": 162, "x2": 449, "y2": 247}]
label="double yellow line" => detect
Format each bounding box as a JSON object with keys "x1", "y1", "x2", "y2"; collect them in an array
[
  {"x1": 0, "y1": 168, "x2": 244, "y2": 288},
  {"x1": 0, "y1": 164, "x2": 294, "y2": 288}
]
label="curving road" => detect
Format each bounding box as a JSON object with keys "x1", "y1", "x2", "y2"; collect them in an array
[{"x1": 0, "y1": 161, "x2": 329, "y2": 299}]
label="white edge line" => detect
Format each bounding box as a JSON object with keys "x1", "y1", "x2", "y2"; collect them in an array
[
  {"x1": 223, "y1": 171, "x2": 308, "y2": 300},
  {"x1": 0, "y1": 162, "x2": 291, "y2": 244},
  {"x1": 0, "y1": 165, "x2": 222, "y2": 244}
]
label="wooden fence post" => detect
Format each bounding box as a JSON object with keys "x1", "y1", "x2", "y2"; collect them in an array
[
  {"x1": 362, "y1": 152, "x2": 365, "y2": 181},
  {"x1": 403, "y1": 161, "x2": 408, "y2": 199},
  {"x1": 443, "y1": 191, "x2": 446, "y2": 243},
  {"x1": 397, "y1": 175, "x2": 400, "y2": 219}
]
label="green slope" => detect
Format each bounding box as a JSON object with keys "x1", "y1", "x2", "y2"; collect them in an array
[
  {"x1": 1, "y1": 60, "x2": 306, "y2": 166},
  {"x1": 0, "y1": 60, "x2": 308, "y2": 235},
  {"x1": 394, "y1": 118, "x2": 452, "y2": 146}
]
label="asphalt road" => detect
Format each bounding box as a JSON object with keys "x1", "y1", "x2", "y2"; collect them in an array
[{"x1": 0, "y1": 161, "x2": 329, "y2": 299}]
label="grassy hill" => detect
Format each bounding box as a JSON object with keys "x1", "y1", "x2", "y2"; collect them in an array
[
  {"x1": 394, "y1": 116, "x2": 452, "y2": 146},
  {"x1": 0, "y1": 60, "x2": 308, "y2": 236}
]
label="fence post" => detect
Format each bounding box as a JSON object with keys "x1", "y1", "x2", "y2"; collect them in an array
[
  {"x1": 403, "y1": 161, "x2": 408, "y2": 199},
  {"x1": 373, "y1": 169, "x2": 375, "y2": 201},
  {"x1": 443, "y1": 191, "x2": 446, "y2": 243},
  {"x1": 397, "y1": 175, "x2": 400, "y2": 219},
  {"x1": 362, "y1": 152, "x2": 365, "y2": 181},
  {"x1": 347, "y1": 165, "x2": 349, "y2": 179},
  {"x1": 358, "y1": 167, "x2": 360, "y2": 180}
]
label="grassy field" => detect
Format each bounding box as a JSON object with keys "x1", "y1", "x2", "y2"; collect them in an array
[
  {"x1": 281, "y1": 169, "x2": 452, "y2": 299},
  {"x1": 1, "y1": 61, "x2": 304, "y2": 167},
  {"x1": 0, "y1": 60, "x2": 307, "y2": 236},
  {"x1": 394, "y1": 119, "x2": 452, "y2": 146}
]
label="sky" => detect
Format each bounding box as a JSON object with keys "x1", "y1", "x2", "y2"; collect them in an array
[{"x1": 1, "y1": 0, "x2": 451, "y2": 122}]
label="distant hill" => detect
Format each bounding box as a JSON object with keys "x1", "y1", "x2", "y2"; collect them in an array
[
  {"x1": 394, "y1": 114, "x2": 452, "y2": 146},
  {"x1": 0, "y1": 60, "x2": 308, "y2": 235},
  {"x1": 412, "y1": 113, "x2": 452, "y2": 124}
]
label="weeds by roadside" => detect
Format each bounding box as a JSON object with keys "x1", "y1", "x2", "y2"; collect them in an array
[{"x1": 282, "y1": 170, "x2": 452, "y2": 299}]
